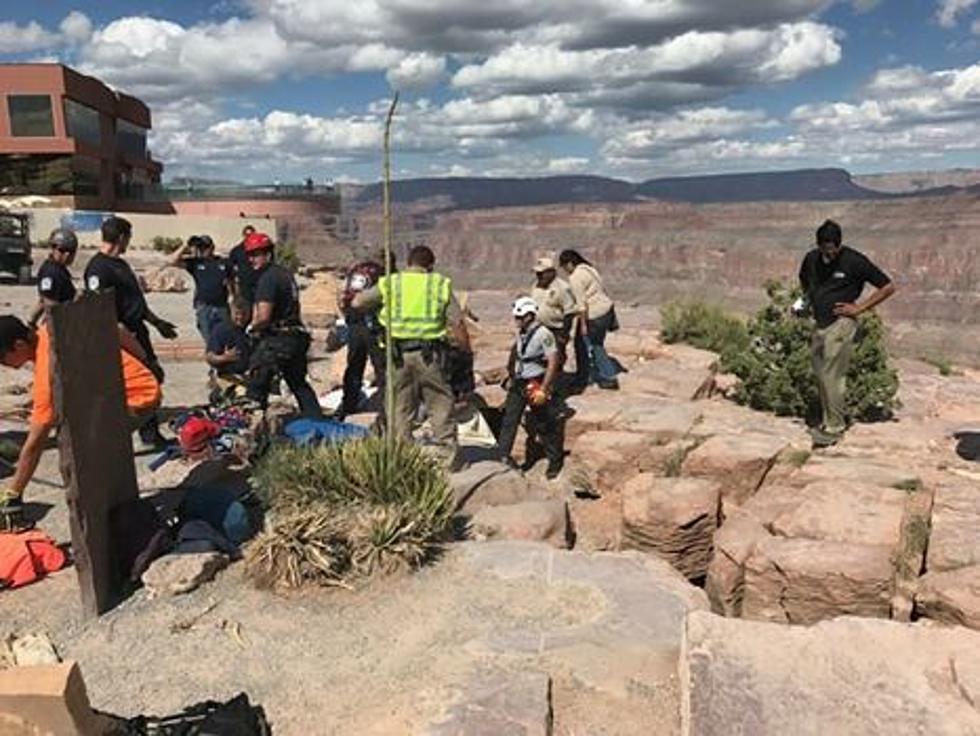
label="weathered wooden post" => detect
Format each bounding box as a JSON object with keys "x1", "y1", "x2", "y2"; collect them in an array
[{"x1": 48, "y1": 293, "x2": 140, "y2": 616}]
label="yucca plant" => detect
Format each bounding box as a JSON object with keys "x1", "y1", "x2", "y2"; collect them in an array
[{"x1": 245, "y1": 436, "x2": 453, "y2": 589}]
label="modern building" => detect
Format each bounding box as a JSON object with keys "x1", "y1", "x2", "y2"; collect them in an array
[{"x1": 0, "y1": 63, "x2": 165, "y2": 212}]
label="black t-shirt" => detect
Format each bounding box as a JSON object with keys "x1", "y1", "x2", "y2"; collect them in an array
[
  {"x1": 229, "y1": 243, "x2": 259, "y2": 304},
  {"x1": 84, "y1": 252, "x2": 148, "y2": 331},
  {"x1": 183, "y1": 256, "x2": 230, "y2": 307},
  {"x1": 254, "y1": 264, "x2": 302, "y2": 327},
  {"x1": 799, "y1": 246, "x2": 891, "y2": 328},
  {"x1": 37, "y1": 259, "x2": 76, "y2": 304},
  {"x1": 207, "y1": 322, "x2": 250, "y2": 375}
]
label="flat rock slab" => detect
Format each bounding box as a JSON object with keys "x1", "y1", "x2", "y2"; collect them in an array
[
  {"x1": 622, "y1": 475, "x2": 721, "y2": 579},
  {"x1": 742, "y1": 536, "x2": 894, "y2": 625},
  {"x1": 681, "y1": 611, "x2": 980, "y2": 736},
  {"x1": 570, "y1": 430, "x2": 654, "y2": 490},
  {"x1": 617, "y1": 358, "x2": 715, "y2": 401},
  {"x1": 427, "y1": 669, "x2": 552, "y2": 736},
  {"x1": 469, "y1": 500, "x2": 571, "y2": 549},
  {"x1": 916, "y1": 566, "x2": 980, "y2": 630},
  {"x1": 612, "y1": 401, "x2": 702, "y2": 443},
  {"x1": 793, "y1": 455, "x2": 920, "y2": 490},
  {"x1": 683, "y1": 433, "x2": 787, "y2": 506},
  {"x1": 769, "y1": 480, "x2": 907, "y2": 549},
  {"x1": 459, "y1": 542, "x2": 709, "y2": 699},
  {"x1": 141, "y1": 552, "x2": 229, "y2": 597},
  {"x1": 704, "y1": 510, "x2": 770, "y2": 617},
  {"x1": 451, "y1": 461, "x2": 540, "y2": 513},
  {"x1": 927, "y1": 478, "x2": 980, "y2": 572}
]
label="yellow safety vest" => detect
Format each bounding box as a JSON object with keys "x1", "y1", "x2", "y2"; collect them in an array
[{"x1": 378, "y1": 271, "x2": 451, "y2": 340}]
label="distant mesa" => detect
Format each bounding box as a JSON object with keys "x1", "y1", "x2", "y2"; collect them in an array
[{"x1": 353, "y1": 167, "x2": 979, "y2": 211}]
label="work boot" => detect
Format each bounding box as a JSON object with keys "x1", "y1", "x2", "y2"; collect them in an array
[
  {"x1": 810, "y1": 426, "x2": 843, "y2": 449},
  {"x1": 597, "y1": 379, "x2": 620, "y2": 391},
  {"x1": 138, "y1": 420, "x2": 171, "y2": 450},
  {"x1": 545, "y1": 462, "x2": 563, "y2": 481}
]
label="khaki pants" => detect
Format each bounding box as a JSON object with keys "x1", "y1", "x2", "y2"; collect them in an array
[
  {"x1": 811, "y1": 317, "x2": 857, "y2": 435},
  {"x1": 392, "y1": 349, "x2": 457, "y2": 465}
]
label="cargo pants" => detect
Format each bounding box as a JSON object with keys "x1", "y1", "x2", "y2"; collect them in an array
[
  {"x1": 391, "y1": 347, "x2": 457, "y2": 465},
  {"x1": 811, "y1": 317, "x2": 857, "y2": 436}
]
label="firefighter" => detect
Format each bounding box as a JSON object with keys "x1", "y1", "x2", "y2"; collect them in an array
[
  {"x1": 243, "y1": 232, "x2": 322, "y2": 418},
  {"x1": 497, "y1": 297, "x2": 565, "y2": 480},
  {"x1": 28, "y1": 228, "x2": 79, "y2": 327},
  {"x1": 337, "y1": 254, "x2": 388, "y2": 419},
  {"x1": 351, "y1": 245, "x2": 469, "y2": 466}
]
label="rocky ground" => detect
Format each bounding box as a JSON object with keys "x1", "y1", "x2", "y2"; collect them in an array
[{"x1": 1, "y1": 263, "x2": 979, "y2": 734}]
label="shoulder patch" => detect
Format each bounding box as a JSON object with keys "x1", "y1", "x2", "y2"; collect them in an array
[
  {"x1": 87, "y1": 275, "x2": 100, "y2": 290},
  {"x1": 541, "y1": 331, "x2": 556, "y2": 348},
  {"x1": 39, "y1": 277, "x2": 53, "y2": 292}
]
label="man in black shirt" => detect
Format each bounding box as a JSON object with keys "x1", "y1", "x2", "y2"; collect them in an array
[
  {"x1": 243, "y1": 232, "x2": 322, "y2": 418},
  {"x1": 84, "y1": 216, "x2": 178, "y2": 446},
  {"x1": 28, "y1": 228, "x2": 78, "y2": 327},
  {"x1": 797, "y1": 219, "x2": 896, "y2": 447},
  {"x1": 171, "y1": 234, "x2": 231, "y2": 343},
  {"x1": 229, "y1": 224, "x2": 260, "y2": 309}
]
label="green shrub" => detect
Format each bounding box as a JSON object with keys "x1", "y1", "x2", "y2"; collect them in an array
[
  {"x1": 921, "y1": 354, "x2": 953, "y2": 376},
  {"x1": 245, "y1": 436, "x2": 453, "y2": 588},
  {"x1": 151, "y1": 235, "x2": 183, "y2": 254},
  {"x1": 276, "y1": 241, "x2": 302, "y2": 274},
  {"x1": 661, "y1": 301, "x2": 749, "y2": 356},
  {"x1": 667, "y1": 281, "x2": 899, "y2": 424}
]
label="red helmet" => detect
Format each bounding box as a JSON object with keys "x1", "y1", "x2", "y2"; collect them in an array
[{"x1": 243, "y1": 232, "x2": 274, "y2": 254}]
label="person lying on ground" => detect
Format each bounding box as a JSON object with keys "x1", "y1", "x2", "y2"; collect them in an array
[{"x1": 0, "y1": 316, "x2": 161, "y2": 525}]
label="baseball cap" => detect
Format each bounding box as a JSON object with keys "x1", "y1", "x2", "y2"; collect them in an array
[{"x1": 532, "y1": 256, "x2": 555, "y2": 272}]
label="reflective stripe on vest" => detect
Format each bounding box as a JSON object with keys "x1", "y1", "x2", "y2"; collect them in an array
[{"x1": 378, "y1": 271, "x2": 451, "y2": 340}]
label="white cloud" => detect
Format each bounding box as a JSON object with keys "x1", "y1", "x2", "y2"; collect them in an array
[
  {"x1": 386, "y1": 52, "x2": 446, "y2": 89},
  {"x1": 546, "y1": 157, "x2": 591, "y2": 174},
  {"x1": 936, "y1": 0, "x2": 978, "y2": 27},
  {"x1": 59, "y1": 11, "x2": 93, "y2": 45},
  {"x1": 0, "y1": 20, "x2": 60, "y2": 54}
]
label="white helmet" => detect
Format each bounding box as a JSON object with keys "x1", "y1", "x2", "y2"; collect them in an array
[{"x1": 512, "y1": 296, "x2": 538, "y2": 318}]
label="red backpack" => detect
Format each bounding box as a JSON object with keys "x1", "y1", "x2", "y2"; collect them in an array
[{"x1": 0, "y1": 530, "x2": 67, "y2": 589}]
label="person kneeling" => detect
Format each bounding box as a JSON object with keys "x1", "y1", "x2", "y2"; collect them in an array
[
  {"x1": 206, "y1": 299, "x2": 252, "y2": 404},
  {"x1": 497, "y1": 297, "x2": 564, "y2": 480},
  {"x1": 0, "y1": 315, "x2": 162, "y2": 529}
]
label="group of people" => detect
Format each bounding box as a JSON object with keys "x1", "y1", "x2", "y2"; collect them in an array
[{"x1": 1, "y1": 214, "x2": 895, "y2": 527}]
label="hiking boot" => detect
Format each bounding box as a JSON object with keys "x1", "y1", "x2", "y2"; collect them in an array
[
  {"x1": 545, "y1": 463, "x2": 563, "y2": 481},
  {"x1": 597, "y1": 379, "x2": 620, "y2": 391},
  {"x1": 810, "y1": 427, "x2": 843, "y2": 449}
]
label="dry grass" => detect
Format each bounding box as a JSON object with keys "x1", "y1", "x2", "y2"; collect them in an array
[{"x1": 245, "y1": 436, "x2": 453, "y2": 589}]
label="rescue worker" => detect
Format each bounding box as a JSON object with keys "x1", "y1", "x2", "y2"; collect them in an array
[
  {"x1": 243, "y1": 232, "x2": 323, "y2": 418},
  {"x1": 170, "y1": 234, "x2": 232, "y2": 344},
  {"x1": 351, "y1": 245, "x2": 469, "y2": 465},
  {"x1": 229, "y1": 224, "x2": 260, "y2": 311},
  {"x1": 0, "y1": 315, "x2": 161, "y2": 529},
  {"x1": 796, "y1": 219, "x2": 896, "y2": 447},
  {"x1": 559, "y1": 249, "x2": 619, "y2": 390},
  {"x1": 497, "y1": 297, "x2": 564, "y2": 480},
  {"x1": 84, "y1": 216, "x2": 176, "y2": 447},
  {"x1": 337, "y1": 254, "x2": 387, "y2": 419},
  {"x1": 28, "y1": 228, "x2": 78, "y2": 327},
  {"x1": 529, "y1": 255, "x2": 579, "y2": 373}
]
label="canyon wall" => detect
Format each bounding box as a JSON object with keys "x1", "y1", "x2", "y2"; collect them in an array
[{"x1": 354, "y1": 192, "x2": 980, "y2": 365}]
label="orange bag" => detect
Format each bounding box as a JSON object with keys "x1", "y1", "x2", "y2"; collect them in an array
[{"x1": 0, "y1": 529, "x2": 67, "y2": 589}]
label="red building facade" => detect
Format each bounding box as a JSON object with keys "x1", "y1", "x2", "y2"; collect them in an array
[{"x1": 0, "y1": 63, "x2": 165, "y2": 211}]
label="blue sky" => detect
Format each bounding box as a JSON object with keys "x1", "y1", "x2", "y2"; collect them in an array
[{"x1": 1, "y1": 0, "x2": 977, "y2": 183}]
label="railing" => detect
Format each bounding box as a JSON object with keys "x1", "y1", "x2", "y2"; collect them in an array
[{"x1": 163, "y1": 183, "x2": 340, "y2": 201}]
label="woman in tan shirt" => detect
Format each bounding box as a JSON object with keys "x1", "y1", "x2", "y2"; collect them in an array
[{"x1": 559, "y1": 249, "x2": 619, "y2": 389}]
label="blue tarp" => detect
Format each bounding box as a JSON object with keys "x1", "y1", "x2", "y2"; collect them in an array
[{"x1": 283, "y1": 418, "x2": 369, "y2": 447}]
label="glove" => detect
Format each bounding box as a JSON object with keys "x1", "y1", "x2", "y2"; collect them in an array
[
  {"x1": 525, "y1": 381, "x2": 549, "y2": 407},
  {"x1": 156, "y1": 320, "x2": 178, "y2": 339}
]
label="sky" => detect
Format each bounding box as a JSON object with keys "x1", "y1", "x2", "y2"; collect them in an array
[{"x1": 1, "y1": 0, "x2": 978, "y2": 184}]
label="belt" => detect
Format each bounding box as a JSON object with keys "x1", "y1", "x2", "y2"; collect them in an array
[{"x1": 394, "y1": 339, "x2": 444, "y2": 352}]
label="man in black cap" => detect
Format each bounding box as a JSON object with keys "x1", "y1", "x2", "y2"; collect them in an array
[
  {"x1": 170, "y1": 234, "x2": 232, "y2": 344},
  {"x1": 28, "y1": 228, "x2": 79, "y2": 327},
  {"x1": 229, "y1": 224, "x2": 259, "y2": 311},
  {"x1": 84, "y1": 215, "x2": 177, "y2": 446}
]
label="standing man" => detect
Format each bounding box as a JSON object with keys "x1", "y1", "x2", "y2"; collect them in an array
[
  {"x1": 229, "y1": 224, "x2": 259, "y2": 311},
  {"x1": 28, "y1": 228, "x2": 78, "y2": 327},
  {"x1": 84, "y1": 216, "x2": 176, "y2": 447},
  {"x1": 798, "y1": 219, "x2": 896, "y2": 448},
  {"x1": 170, "y1": 234, "x2": 232, "y2": 344},
  {"x1": 337, "y1": 254, "x2": 387, "y2": 419},
  {"x1": 497, "y1": 297, "x2": 564, "y2": 480},
  {"x1": 352, "y1": 245, "x2": 469, "y2": 466},
  {"x1": 529, "y1": 255, "x2": 579, "y2": 372},
  {"x1": 243, "y1": 232, "x2": 322, "y2": 418}
]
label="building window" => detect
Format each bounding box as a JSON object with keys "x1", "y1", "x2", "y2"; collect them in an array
[
  {"x1": 64, "y1": 98, "x2": 102, "y2": 148},
  {"x1": 0, "y1": 155, "x2": 73, "y2": 195},
  {"x1": 116, "y1": 119, "x2": 147, "y2": 160},
  {"x1": 7, "y1": 95, "x2": 55, "y2": 137}
]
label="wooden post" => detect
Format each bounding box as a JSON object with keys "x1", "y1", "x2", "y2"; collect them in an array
[{"x1": 48, "y1": 293, "x2": 140, "y2": 617}]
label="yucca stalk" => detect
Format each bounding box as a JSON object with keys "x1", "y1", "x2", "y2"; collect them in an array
[{"x1": 382, "y1": 92, "x2": 399, "y2": 449}]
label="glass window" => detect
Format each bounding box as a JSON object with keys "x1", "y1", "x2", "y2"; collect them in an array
[
  {"x1": 0, "y1": 154, "x2": 73, "y2": 195},
  {"x1": 64, "y1": 98, "x2": 102, "y2": 148},
  {"x1": 117, "y1": 119, "x2": 147, "y2": 159},
  {"x1": 7, "y1": 95, "x2": 55, "y2": 137}
]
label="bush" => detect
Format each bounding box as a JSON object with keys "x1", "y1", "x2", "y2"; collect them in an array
[
  {"x1": 276, "y1": 241, "x2": 302, "y2": 274},
  {"x1": 665, "y1": 281, "x2": 899, "y2": 424},
  {"x1": 661, "y1": 301, "x2": 749, "y2": 356},
  {"x1": 245, "y1": 436, "x2": 453, "y2": 589},
  {"x1": 151, "y1": 235, "x2": 183, "y2": 254}
]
